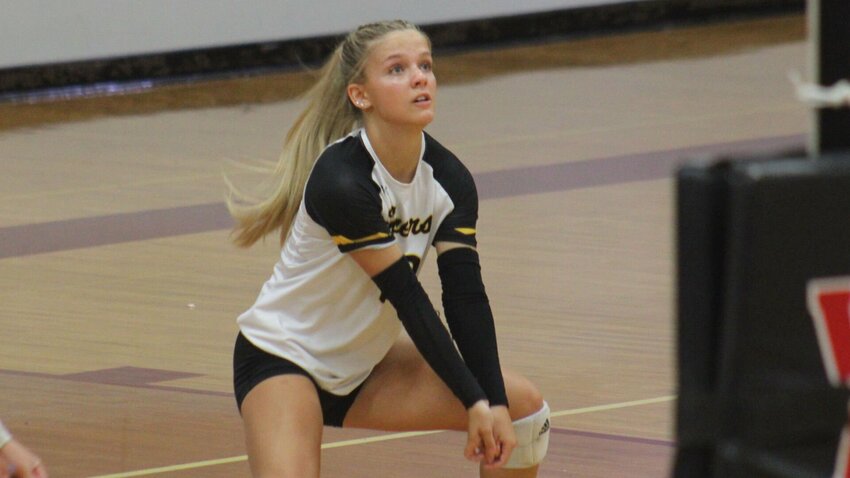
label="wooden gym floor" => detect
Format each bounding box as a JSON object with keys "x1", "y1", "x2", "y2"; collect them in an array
[{"x1": 0, "y1": 13, "x2": 806, "y2": 477}]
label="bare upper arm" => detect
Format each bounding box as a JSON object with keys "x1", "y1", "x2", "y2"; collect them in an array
[
  {"x1": 348, "y1": 245, "x2": 403, "y2": 278},
  {"x1": 434, "y1": 241, "x2": 475, "y2": 256}
]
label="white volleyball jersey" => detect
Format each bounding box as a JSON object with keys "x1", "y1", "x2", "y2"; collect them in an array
[{"x1": 237, "y1": 128, "x2": 479, "y2": 395}]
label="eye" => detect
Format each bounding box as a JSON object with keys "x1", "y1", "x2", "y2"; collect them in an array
[
  {"x1": 389, "y1": 64, "x2": 404, "y2": 74},
  {"x1": 420, "y1": 61, "x2": 433, "y2": 72}
]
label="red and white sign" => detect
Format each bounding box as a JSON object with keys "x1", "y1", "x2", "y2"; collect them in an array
[{"x1": 807, "y1": 277, "x2": 850, "y2": 478}]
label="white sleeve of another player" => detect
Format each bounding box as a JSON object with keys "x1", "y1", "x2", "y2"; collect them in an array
[{"x1": 0, "y1": 420, "x2": 12, "y2": 448}]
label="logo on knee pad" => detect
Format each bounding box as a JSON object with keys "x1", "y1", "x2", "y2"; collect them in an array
[{"x1": 539, "y1": 418, "x2": 550, "y2": 438}]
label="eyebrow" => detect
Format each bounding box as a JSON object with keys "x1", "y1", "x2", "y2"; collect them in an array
[{"x1": 381, "y1": 51, "x2": 433, "y2": 64}]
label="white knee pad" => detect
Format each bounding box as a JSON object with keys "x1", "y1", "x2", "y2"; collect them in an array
[{"x1": 504, "y1": 401, "x2": 550, "y2": 469}]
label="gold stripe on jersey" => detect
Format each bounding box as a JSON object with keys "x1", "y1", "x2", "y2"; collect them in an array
[
  {"x1": 455, "y1": 227, "x2": 476, "y2": 236},
  {"x1": 332, "y1": 232, "x2": 390, "y2": 246}
]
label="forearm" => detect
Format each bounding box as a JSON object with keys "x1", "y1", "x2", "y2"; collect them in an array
[
  {"x1": 372, "y1": 257, "x2": 487, "y2": 408},
  {"x1": 438, "y1": 247, "x2": 508, "y2": 406},
  {"x1": 444, "y1": 300, "x2": 507, "y2": 406}
]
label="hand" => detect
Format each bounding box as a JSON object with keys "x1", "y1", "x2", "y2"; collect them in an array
[
  {"x1": 464, "y1": 400, "x2": 499, "y2": 465},
  {"x1": 484, "y1": 405, "x2": 516, "y2": 469},
  {"x1": 1, "y1": 439, "x2": 48, "y2": 478}
]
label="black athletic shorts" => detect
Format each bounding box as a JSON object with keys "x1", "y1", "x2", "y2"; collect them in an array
[{"x1": 233, "y1": 332, "x2": 363, "y2": 427}]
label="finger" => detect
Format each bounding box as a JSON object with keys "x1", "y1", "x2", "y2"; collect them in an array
[
  {"x1": 481, "y1": 442, "x2": 504, "y2": 469},
  {"x1": 499, "y1": 439, "x2": 515, "y2": 466},
  {"x1": 17, "y1": 465, "x2": 33, "y2": 478},
  {"x1": 464, "y1": 437, "x2": 483, "y2": 462},
  {"x1": 485, "y1": 440, "x2": 515, "y2": 469},
  {"x1": 481, "y1": 430, "x2": 499, "y2": 464},
  {"x1": 20, "y1": 462, "x2": 36, "y2": 478}
]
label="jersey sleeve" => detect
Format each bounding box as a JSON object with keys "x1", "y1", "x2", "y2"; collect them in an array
[
  {"x1": 304, "y1": 152, "x2": 394, "y2": 253},
  {"x1": 433, "y1": 157, "x2": 479, "y2": 247}
]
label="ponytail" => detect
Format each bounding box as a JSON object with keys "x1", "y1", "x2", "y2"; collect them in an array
[{"x1": 226, "y1": 19, "x2": 425, "y2": 248}]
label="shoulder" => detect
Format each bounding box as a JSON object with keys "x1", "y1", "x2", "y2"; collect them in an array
[
  {"x1": 422, "y1": 132, "x2": 476, "y2": 195},
  {"x1": 312, "y1": 134, "x2": 374, "y2": 184},
  {"x1": 304, "y1": 133, "x2": 383, "y2": 227},
  {"x1": 307, "y1": 133, "x2": 376, "y2": 199},
  {"x1": 302, "y1": 134, "x2": 391, "y2": 245},
  {"x1": 423, "y1": 133, "x2": 467, "y2": 175}
]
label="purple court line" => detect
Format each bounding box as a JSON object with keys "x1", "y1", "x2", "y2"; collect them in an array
[
  {"x1": 550, "y1": 427, "x2": 673, "y2": 448},
  {"x1": 0, "y1": 134, "x2": 804, "y2": 260},
  {"x1": 0, "y1": 202, "x2": 234, "y2": 260},
  {"x1": 475, "y1": 133, "x2": 804, "y2": 200},
  {"x1": 0, "y1": 367, "x2": 230, "y2": 398}
]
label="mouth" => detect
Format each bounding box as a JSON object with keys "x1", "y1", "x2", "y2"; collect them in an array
[{"x1": 413, "y1": 94, "x2": 432, "y2": 104}]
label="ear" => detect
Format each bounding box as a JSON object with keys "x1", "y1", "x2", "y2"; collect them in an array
[{"x1": 347, "y1": 83, "x2": 370, "y2": 110}]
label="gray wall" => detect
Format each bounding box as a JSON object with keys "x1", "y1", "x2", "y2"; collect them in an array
[{"x1": 0, "y1": 0, "x2": 628, "y2": 69}]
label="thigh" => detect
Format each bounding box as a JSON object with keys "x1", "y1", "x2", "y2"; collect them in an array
[
  {"x1": 344, "y1": 334, "x2": 467, "y2": 431},
  {"x1": 343, "y1": 335, "x2": 544, "y2": 431},
  {"x1": 343, "y1": 355, "x2": 474, "y2": 473},
  {"x1": 241, "y1": 375, "x2": 324, "y2": 478}
]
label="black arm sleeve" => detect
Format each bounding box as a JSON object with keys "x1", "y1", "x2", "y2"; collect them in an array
[
  {"x1": 437, "y1": 247, "x2": 509, "y2": 407},
  {"x1": 372, "y1": 258, "x2": 487, "y2": 409}
]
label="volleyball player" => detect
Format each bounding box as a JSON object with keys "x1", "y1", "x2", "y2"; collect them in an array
[{"x1": 228, "y1": 20, "x2": 550, "y2": 477}]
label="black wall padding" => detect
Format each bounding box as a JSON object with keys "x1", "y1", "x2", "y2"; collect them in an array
[{"x1": 674, "y1": 152, "x2": 850, "y2": 478}]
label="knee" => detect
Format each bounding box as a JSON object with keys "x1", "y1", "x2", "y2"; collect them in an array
[
  {"x1": 507, "y1": 373, "x2": 544, "y2": 421},
  {"x1": 504, "y1": 381, "x2": 550, "y2": 470}
]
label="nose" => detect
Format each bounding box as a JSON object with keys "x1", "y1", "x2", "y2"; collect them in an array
[{"x1": 411, "y1": 67, "x2": 428, "y2": 87}]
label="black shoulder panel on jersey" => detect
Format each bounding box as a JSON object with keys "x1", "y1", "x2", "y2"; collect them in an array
[
  {"x1": 423, "y1": 133, "x2": 478, "y2": 247},
  {"x1": 304, "y1": 136, "x2": 394, "y2": 252}
]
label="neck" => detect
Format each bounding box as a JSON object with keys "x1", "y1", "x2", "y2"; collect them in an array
[{"x1": 363, "y1": 120, "x2": 423, "y2": 183}]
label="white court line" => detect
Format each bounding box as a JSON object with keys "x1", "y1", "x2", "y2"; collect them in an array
[
  {"x1": 550, "y1": 394, "x2": 676, "y2": 418},
  {"x1": 88, "y1": 394, "x2": 676, "y2": 478}
]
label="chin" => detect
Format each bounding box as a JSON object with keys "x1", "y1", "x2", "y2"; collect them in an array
[
  {"x1": 415, "y1": 112, "x2": 435, "y2": 127},
  {"x1": 386, "y1": 111, "x2": 435, "y2": 129}
]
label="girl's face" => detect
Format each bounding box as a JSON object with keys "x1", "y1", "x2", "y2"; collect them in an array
[{"x1": 351, "y1": 30, "x2": 436, "y2": 130}]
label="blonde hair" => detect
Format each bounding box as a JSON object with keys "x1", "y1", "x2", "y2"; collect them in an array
[{"x1": 226, "y1": 20, "x2": 427, "y2": 248}]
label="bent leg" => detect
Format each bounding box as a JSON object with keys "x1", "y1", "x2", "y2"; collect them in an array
[
  {"x1": 240, "y1": 375, "x2": 324, "y2": 478},
  {"x1": 343, "y1": 335, "x2": 546, "y2": 477}
]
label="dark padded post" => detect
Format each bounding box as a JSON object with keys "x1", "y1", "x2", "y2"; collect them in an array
[{"x1": 674, "y1": 153, "x2": 850, "y2": 478}]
